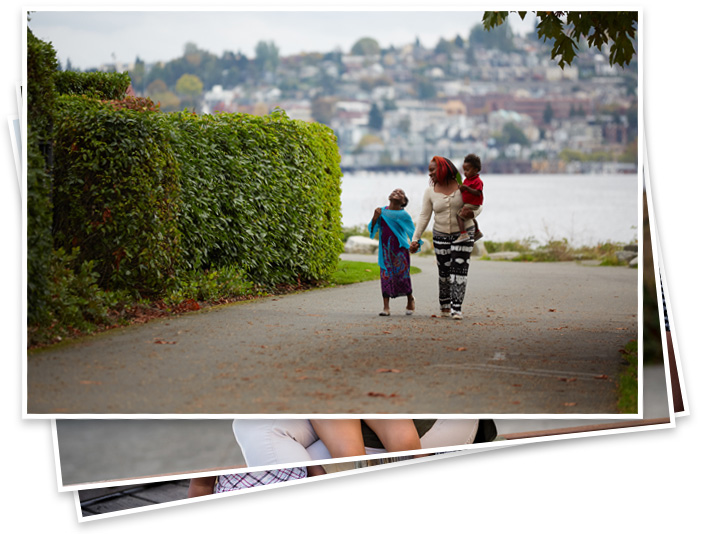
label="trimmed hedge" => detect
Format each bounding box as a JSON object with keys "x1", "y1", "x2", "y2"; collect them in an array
[
  {"x1": 55, "y1": 71, "x2": 131, "y2": 100},
  {"x1": 27, "y1": 28, "x2": 58, "y2": 141},
  {"x1": 53, "y1": 95, "x2": 181, "y2": 296},
  {"x1": 26, "y1": 127, "x2": 54, "y2": 325},
  {"x1": 27, "y1": 28, "x2": 58, "y2": 326},
  {"x1": 52, "y1": 98, "x2": 343, "y2": 295},
  {"x1": 167, "y1": 108, "x2": 343, "y2": 286}
]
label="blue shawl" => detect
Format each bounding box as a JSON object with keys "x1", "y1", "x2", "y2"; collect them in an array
[{"x1": 368, "y1": 207, "x2": 423, "y2": 271}]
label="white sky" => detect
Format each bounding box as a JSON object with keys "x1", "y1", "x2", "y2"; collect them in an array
[{"x1": 28, "y1": 9, "x2": 537, "y2": 70}]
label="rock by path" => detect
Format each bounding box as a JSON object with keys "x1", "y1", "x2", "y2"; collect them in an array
[{"x1": 27, "y1": 254, "x2": 637, "y2": 415}]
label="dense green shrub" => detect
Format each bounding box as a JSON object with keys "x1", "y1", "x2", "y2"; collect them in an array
[
  {"x1": 52, "y1": 100, "x2": 343, "y2": 295},
  {"x1": 166, "y1": 108, "x2": 343, "y2": 287},
  {"x1": 26, "y1": 128, "x2": 54, "y2": 326},
  {"x1": 53, "y1": 95, "x2": 181, "y2": 296},
  {"x1": 26, "y1": 28, "x2": 58, "y2": 326},
  {"x1": 55, "y1": 71, "x2": 131, "y2": 100},
  {"x1": 27, "y1": 28, "x2": 58, "y2": 142}
]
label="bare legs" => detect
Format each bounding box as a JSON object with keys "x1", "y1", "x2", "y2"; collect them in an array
[
  {"x1": 381, "y1": 294, "x2": 415, "y2": 316},
  {"x1": 309, "y1": 419, "x2": 422, "y2": 459}
]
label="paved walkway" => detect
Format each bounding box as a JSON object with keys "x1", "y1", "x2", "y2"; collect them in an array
[
  {"x1": 28, "y1": 254, "x2": 637, "y2": 415},
  {"x1": 56, "y1": 364, "x2": 665, "y2": 487}
]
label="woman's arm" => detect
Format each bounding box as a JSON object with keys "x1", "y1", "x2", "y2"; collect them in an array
[{"x1": 411, "y1": 188, "x2": 433, "y2": 248}]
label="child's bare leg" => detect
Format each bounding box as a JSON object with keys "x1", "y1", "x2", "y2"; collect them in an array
[
  {"x1": 363, "y1": 419, "x2": 422, "y2": 454},
  {"x1": 310, "y1": 419, "x2": 367, "y2": 458},
  {"x1": 307, "y1": 465, "x2": 327, "y2": 477},
  {"x1": 457, "y1": 214, "x2": 466, "y2": 234}
]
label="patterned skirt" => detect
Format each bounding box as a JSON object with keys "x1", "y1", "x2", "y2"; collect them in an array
[
  {"x1": 379, "y1": 219, "x2": 412, "y2": 299},
  {"x1": 214, "y1": 468, "x2": 307, "y2": 493}
]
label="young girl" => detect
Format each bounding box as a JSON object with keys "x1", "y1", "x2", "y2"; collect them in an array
[
  {"x1": 454, "y1": 153, "x2": 484, "y2": 243},
  {"x1": 368, "y1": 188, "x2": 421, "y2": 316},
  {"x1": 309, "y1": 419, "x2": 423, "y2": 461}
]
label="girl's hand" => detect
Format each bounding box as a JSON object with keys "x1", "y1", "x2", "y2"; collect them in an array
[{"x1": 409, "y1": 241, "x2": 419, "y2": 253}]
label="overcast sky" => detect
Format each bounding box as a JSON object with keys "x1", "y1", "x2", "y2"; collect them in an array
[{"x1": 28, "y1": 10, "x2": 537, "y2": 70}]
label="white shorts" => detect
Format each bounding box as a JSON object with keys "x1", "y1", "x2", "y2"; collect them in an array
[{"x1": 232, "y1": 419, "x2": 480, "y2": 467}]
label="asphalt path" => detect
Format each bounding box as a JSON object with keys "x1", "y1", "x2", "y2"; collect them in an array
[{"x1": 27, "y1": 253, "x2": 638, "y2": 415}]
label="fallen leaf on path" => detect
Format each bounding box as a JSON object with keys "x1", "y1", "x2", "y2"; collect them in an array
[
  {"x1": 558, "y1": 377, "x2": 578, "y2": 382},
  {"x1": 367, "y1": 392, "x2": 398, "y2": 398},
  {"x1": 79, "y1": 380, "x2": 102, "y2": 385},
  {"x1": 594, "y1": 375, "x2": 608, "y2": 380},
  {"x1": 564, "y1": 402, "x2": 577, "y2": 406},
  {"x1": 154, "y1": 339, "x2": 177, "y2": 345},
  {"x1": 376, "y1": 368, "x2": 401, "y2": 373},
  {"x1": 511, "y1": 401, "x2": 521, "y2": 405},
  {"x1": 512, "y1": 384, "x2": 522, "y2": 387},
  {"x1": 296, "y1": 376, "x2": 309, "y2": 380},
  {"x1": 549, "y1": 309, "x2": 556, "y2": 312},
  {"x1": 383, "y1": 331, "x2": 392, "y2": 334},
  {"x1": 456, "y1": 347, "x2": 467, "y2": 351}
]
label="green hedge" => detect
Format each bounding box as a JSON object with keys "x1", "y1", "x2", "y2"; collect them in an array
[
  {"x1": 167, "y1": 108, "x2": 343, "y2": 286},
  {"x1": 53, "y1": 95, "x2": 181, "y2": 296},
  {"x1": 26, "y1": 128, "x2": 54, "y2": 325},
  {"x1": 27, "y1": 28, "x2": 58, "y2": 141},
  {"x1": 52, "y1": 99, "x2": 343, "y2": 295},
  {"x1": 27, "y1": 28, "x2": 58, "y2": 326},
  {"x1": 55, "y1": 71, "x2": 131, "y2": 100}
]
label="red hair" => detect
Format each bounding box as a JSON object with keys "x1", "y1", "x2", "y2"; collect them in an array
[{"x1": 431, "y1": 156, "x2": 459, "y2": 185}]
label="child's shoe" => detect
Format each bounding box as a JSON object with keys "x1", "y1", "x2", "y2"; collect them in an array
[
  {"x1": 474, "y1": 230, "x2": 484, "y2": 241},
  {"x1": 451, "y1": 311, "x2": 463, "y2": 320},
  {"x1": 454, "y1": 232, "x2": 471, "y2": 244}
]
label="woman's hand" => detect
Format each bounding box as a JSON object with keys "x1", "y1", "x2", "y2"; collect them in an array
[
  {"x1": 409, "y1": 241, "x2": 419, "y2": 253},
  {"x1": 459, "y1": 206, "x2": 475, "y2": 219},
  {"x1": 374, "y1": 207, "x2": 382, "y2": 217}
]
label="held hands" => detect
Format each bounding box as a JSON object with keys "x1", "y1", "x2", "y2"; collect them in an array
[{"x1": 409, "y1": 241, "x2": 419, "y2": 253}]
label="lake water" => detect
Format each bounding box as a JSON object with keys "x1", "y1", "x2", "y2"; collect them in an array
[{"x1": 341, "y1": 172, "x2": 639, "y2": 246}]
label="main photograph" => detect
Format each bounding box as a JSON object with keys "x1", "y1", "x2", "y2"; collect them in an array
[{"x1": 25, "y1": 10, "x2": 641, "y2": 415}]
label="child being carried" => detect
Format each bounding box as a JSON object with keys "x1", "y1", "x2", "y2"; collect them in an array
[{"x1": 454, "y1": 153, "x2": 485, "y2": 244}]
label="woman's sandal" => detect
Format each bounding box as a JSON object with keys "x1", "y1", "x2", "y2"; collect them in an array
[
  {"x1": 379, "y1": 310, "x2": 391, "y2": 316},
  {"x1": 406, "y1": 299, "x2": 415, "y2": 315}
]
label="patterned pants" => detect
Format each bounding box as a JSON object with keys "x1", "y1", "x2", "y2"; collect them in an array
[{"x1": 433, "y1": 228, "x2": 474, "y2": 313}]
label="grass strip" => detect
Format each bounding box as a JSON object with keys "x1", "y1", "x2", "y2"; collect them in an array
[
  {"x1": 617, "y1": 339, "x2": 639, "y2": 413},
  {"x1": 329, "y1": 260, "x2": 421, "y2": 285}
]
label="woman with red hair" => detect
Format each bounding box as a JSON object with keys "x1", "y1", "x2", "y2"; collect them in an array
[{"x1": 410, "y1": 156, "x2": 476, "y2": 320}]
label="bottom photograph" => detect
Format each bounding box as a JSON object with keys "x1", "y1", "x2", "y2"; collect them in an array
[
  {"x1": 75, "y1": 415, "x2": 672, "y2": 521},
  {"x1": 77, "y1": 455, "x2": 439, "y2": 518}
]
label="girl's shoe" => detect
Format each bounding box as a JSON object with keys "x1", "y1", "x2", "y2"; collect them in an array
[
  {"x1": 440, "y1": 309, "x2": 451, "y2": 318},
  {"x1": 451, "y1": 311, "x2": 463, "y2": 320}
]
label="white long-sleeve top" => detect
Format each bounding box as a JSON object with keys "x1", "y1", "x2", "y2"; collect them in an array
[{"x1": 412, "y1": 185, "x2": 475, "y2": 241}]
